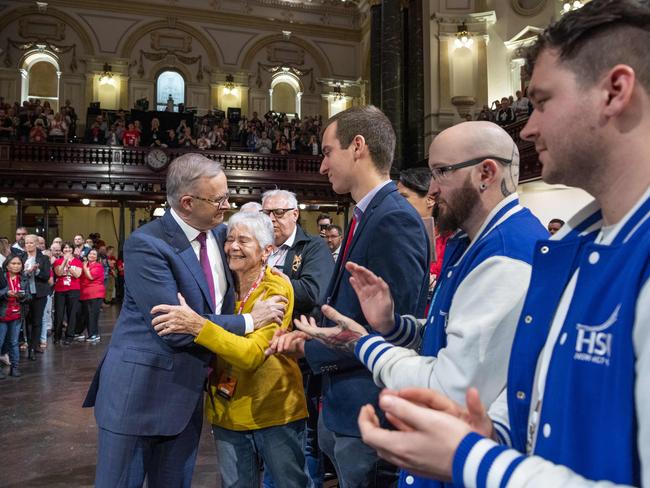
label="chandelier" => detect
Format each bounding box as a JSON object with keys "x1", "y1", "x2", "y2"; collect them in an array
[
  {"x1": 99, "y1": 62, "x2": 113, "y2": 84},
  {"x1": 224, "y1": 74, "x2": 236, "y2": 94},
  {"x1": 454, "y1": 23, "x2": 473, "y2": 49},
  {"x1": 333, "y1": 83, "x2": 344, "y2": 101}
]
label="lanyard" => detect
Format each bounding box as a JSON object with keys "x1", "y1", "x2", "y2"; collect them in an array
[
  {"x1": 236, "y1": 267, "x2": 265, "y2": 314},
  {"x1": 7, "y1": 273, "x2": 20, "y2": 293}
]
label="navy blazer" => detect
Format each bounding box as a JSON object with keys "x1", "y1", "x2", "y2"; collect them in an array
[
  {"x1": 304, "y1": 181, "x2": 430, "y2": 436},
  {"x1": 83, "y1": 210, "x2": 243, "y2": 436}
]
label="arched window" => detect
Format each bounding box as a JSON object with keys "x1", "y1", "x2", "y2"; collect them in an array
[
  {"x1": 270, "y1": 73, "x2": 302, "y2": 118},
  {"x1": 156, "y1": 70, "x2": 185, "y2": 112},
  {"x1": 21, "y1": 51, "x2": 60, "y2": 110}
]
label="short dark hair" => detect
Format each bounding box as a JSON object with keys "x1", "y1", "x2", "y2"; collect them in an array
[
  {"x1": 399, "y1": 167, "x2": 432, "y2": 198},
  {"x1": 548, "y1": 218, "x2": 565, "y2": 226},
  {"x1": 317, "y1": 213, "x2": 331, "y2": 223},
  {"x1": 2, "y1": 253, "x2": 24, "y2": 272},
  {"x1": 325, "y1": 224, "x2": 343, "y2": 236},
  {"x1": 322, "y1": 105, "x2": 396, "y2": 172},
  {"x1": 525, "y1": 0, "x2": 650, "y2": 92}
]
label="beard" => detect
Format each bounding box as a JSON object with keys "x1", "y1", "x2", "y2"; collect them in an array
[{"x1": 434, "y1": 176, "x2": 480, "y2": 235}]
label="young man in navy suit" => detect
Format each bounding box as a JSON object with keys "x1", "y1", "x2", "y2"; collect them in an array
[
  {"x1": 84, "y1": 153, "x2": 286, "y2": 488},
  {"x1": 268, "y1": 106, "x2": 430, "y2": 487}
]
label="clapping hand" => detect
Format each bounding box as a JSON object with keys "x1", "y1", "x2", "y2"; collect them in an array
[
  {"x1": 357, "y1": 387, "x2": 494, "y2": 481},
  {"x1": 346, "y1": 262, "x2": 396, "y2": 334},
  {"x1": 292, "y1": 304, "x2": 368, "y2": 352}
]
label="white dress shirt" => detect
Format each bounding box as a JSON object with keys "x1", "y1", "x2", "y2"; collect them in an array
[
  {"x1": 268, "y1": 226, "x2": 298, "y2": 268},
  {"x1": 169, "y1": 208, "x2": 253, "y2": 332}
]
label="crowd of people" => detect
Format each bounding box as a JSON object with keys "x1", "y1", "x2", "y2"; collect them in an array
[
  {"x1": 88, "y1": 109, "x2": 323, "y2": 155},
  {"x1": 2, "y1": 2, "x2": 649, "y2": 488},
  {"x1": 0, "y1": 230, "x2": 122, "y2": 378},
  {"x1": 0, "y1": 95, "x2": 324, "y2": 156},
  {"x1": 79, "y1": 2, "x2": 650, "y2": 488},
  {"x1": 0, "y1": 98, "x2": 78, "y2": 143},
  {"x1": 474, "y1": 89, "x2": 532, "y2": 125}
]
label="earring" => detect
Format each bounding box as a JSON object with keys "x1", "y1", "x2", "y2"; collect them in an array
[{"x1": 480, "y1": 183, "x2": 487, "y2": 191}]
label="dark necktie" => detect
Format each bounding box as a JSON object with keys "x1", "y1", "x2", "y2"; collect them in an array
[{"x1": 196, "y1": 232, "x2": 215, "y2": 303}]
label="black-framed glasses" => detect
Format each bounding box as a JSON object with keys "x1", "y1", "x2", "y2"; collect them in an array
[
  {"x1": 431, "y1": 154, "x2": 514, "y2": 182},
  {"x1": 189, "y1": 194, "x2": 229, "y2": 207},
  {"x1": 261, "y1": 208, "x2": 296, "y2": 218}
]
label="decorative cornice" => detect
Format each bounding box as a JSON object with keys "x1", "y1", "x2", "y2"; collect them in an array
[
  {"x1": 432, "y1": 10, "x2": 497, "y2": 26},
  {"x1": 45, "y1": 0, "x2": 363, "y2": 42}
]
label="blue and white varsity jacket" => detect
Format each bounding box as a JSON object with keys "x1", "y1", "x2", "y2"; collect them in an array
[
  {"x1": 452, "y1": 188, "x2": 650, "y2": 487},
  {"x1": 353, "y1": 195, "x2": 547, "y2": 488}
]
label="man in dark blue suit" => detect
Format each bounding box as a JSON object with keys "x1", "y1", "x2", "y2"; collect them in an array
[
  {"x1": 269, "y1": 106, "x2": 430, "y2": 487},
  {"x1": 83, "y1": 153, "x2": 285, "y2": 488}
]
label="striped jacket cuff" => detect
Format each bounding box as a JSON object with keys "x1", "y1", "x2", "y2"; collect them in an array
[
  {"x1": 355, "y1": 334, "x2": 394, "y2": 372},
  {"x1": 492, "y1": 420, "x2": 512, "y2": 447},
  {"x1": 383, "y1": 313, "x2": 417, "y2": 346},
  {"x1": 452, "y1": 432, "x2": 525, "y2": 488}
]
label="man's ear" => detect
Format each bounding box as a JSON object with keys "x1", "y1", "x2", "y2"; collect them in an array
[
  {"x1": 352, "y1": 135, "x2": 366, "y2": 158},
  {"x1": 479, "y1": 159, "x2": 499, "y2": 186},
  {"x1": 178, "y1": 196, "x2": 193, "y2": 212},
  {"x1": 601, "y1": 64, "x2": 636, "y2": 118}
]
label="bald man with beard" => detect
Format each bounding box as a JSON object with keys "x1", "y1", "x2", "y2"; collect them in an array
[{"x1": 293, "y1": 121, "x2": 548, "y2": 488}]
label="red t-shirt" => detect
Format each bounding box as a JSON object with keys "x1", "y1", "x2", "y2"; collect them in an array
[
  {"x1": 123, "y1": 129, "x2": 139, "y2": 147},
  {"x1": 1, "y1": 273, "x2": 22, "y2": 322},
  {"x1": 53, "y1": 256, "x2": 83, "y2": 292},
  {"x1": 80, "y1": 262, "x2": 106, "y2": 300}
]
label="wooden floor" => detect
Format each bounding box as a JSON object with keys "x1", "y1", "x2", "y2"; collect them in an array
[
  {"x1": 0, "y1": 305, "x2": 220, "y2": 488},
  {"x1": 0, "y1": 305, "x2": 340, "y2": 488}
]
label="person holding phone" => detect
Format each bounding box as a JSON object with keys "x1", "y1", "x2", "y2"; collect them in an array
[{"x1": 0, "y1": 254, "x2": 31, "y2": 377}]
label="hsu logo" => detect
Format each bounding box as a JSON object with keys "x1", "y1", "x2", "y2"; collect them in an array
[{"x1": 573, "y1": 304, "x2": 619, "y2": 367}]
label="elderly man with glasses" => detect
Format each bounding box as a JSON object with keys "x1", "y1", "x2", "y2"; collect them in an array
[
  {"x1": 261, "y1": 188, "x2": 334, "y2": 488},
  {"x1": 294, "y1": 121, "x2": 547, "y2": 488}
]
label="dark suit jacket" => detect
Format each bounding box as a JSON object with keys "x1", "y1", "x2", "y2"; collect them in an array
[
  {"x1": 281, "y1": 225, "x2": 335, "y2": 318},
  {"x1": 304, "y1": 181, "x2": 430, "y2": 436},
  {"x1": 83, "y1": 210, "x2": 243, "y2": 436},
  {"x1": 22, "y1": 250, "x2": 51, "y2": 298}
]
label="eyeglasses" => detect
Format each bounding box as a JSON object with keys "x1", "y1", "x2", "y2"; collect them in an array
[
  {"x1": 189, "y1": 194, "x2": 229, "y2": 207},
  {"x1": 261, "y1": 208, "x2": 296, "y2": 218},
  {"x1": 431, "y1": 150, "x2": 514, "y2": 182}
]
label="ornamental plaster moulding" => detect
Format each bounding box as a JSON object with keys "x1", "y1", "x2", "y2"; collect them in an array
[
  {"x1": 151, "y1": 32, "x2": 192, "y2": 53},
  {"x1": 19, "y1": 18, "x2": 66, "y2": 41},
  {"x1": 267, "y1": 45, "x2": 305, "y2": 65},
  {"x1": 432, "y1": 10, "x2": 497, "y2": 27},
  {"x1": 504, "y1": 25, "x2": 544, "y2": 51}
]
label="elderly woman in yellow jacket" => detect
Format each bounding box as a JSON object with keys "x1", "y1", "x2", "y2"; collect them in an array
[{"x1": 152, "y1": 211, "x2": 312, "y2": 488}]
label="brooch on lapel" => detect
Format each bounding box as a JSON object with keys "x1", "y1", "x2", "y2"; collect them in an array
[{"x1": 292, "y1": 254, "x2": 302, "y2": 272}]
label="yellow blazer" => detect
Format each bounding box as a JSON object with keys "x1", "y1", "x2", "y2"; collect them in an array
[{"x1": 194, "y1": 265, "x2": 307, "y2": 430}]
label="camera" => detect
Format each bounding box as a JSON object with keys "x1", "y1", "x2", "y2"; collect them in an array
[{"x1": 320, "y1": 224, "x2": 328, "y2": 231}]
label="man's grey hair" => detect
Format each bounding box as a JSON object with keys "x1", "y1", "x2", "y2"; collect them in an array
[
  {"x1": 166, "y1": 153, "x2": 224, "y2": 209},
  {"x1": 261, "y1": 189, "x2": 298, "y2": 209},
  {"x1": 227, "y1": 211, "x2": 275, "y2": 250},
  {"x1": 240, "y1": 201, "x2": 263, "y2": 213}
]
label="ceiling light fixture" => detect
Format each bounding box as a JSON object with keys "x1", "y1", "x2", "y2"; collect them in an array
[
  {"x1": 224, "y1": 74, "x2": 237, "y2": 95},
  {"x1": 99, "y1": 62, "x2": 113, "y2": 85},
  {"x1": 454, "y1": 22, "x2": 473, "y2": 49}
]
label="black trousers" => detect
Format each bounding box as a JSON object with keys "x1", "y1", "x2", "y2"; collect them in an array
[
  {"x1": 25, "y1": 296, "x2": 47, "y2": 350},
  {"x1": 54, "y1": 290, "x2": 80, "y2": 340},
  {"x1": 80, "y1": 298, "x2": 102, "y2": 337}
]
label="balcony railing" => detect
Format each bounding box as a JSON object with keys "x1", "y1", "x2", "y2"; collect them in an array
[
  {"x1": 0, "y1": 119, "x2": 542, "y2": 202},
  {"x1": 0, "y1": 142, "x2": 336, "y2": 202},
  {"x1": 502, "y1": 117, "x2": 542, "y2": 183}
]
